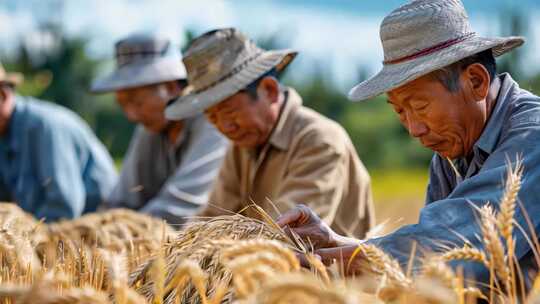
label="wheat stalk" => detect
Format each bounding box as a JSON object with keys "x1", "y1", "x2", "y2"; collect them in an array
[
  {"x1": 480, "y1": 205, "x2": 511, "y2": 291},
  {"x1": 497, "y1": 161, "x2": 523, "y2": 244},
  {"x1": 441, "y1": 246, "x2": 489, "y2": 268},
  {"x1": 352, "y1": 243, "x2": 410, "y2": 287},
  {"x1": 421, "y1": 258, "x2": 456, "y2": 289}
]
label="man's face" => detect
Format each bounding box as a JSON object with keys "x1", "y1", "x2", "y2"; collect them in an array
[
  {"x1": 204, "y1": 90, "x2": 275, "y2": 149},
  {"x1": 387, "y1": 73, "x2": 484, "y2": 159},
  {"x1": 115, "y1": 84, "x2": 169, "y2": 133}
]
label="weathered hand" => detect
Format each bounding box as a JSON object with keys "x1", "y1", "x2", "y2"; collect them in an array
[{"x1": 276, "y1": 204, "x2": 338, "y2": 249}]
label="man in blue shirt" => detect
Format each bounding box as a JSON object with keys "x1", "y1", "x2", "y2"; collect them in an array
[
  {"x1": 0, "y1": 63, "x2": 117, "y2": 221},
  {"x1": 276, "y1": 0, "x2": 540, "y2": 287}
]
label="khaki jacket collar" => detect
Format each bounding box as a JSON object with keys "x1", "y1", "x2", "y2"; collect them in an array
[{"x1": 267, "y1": 87, "x2": 302, "y2": 151}]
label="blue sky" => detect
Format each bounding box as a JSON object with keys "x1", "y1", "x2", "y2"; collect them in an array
[{"x1": 1, "y1": 0, "x2": 539, "y2": 88}]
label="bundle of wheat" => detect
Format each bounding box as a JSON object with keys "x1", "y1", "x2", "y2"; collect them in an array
[
  {"x1": 0, "y1": 206, "x2": 174, "y2": 298},
  {"x1": 45, "y1": 208, "x2": 173, "y2": 250},
  {"x1": 0, "y1": 162, "x2": 537, "y2": 304},
  {"x1": 0, "y1": 271, "x2": 110, "y2": 304},
  {"x1": 236, "y1": 273, "x2": 380, "y2": 304},
  {"x1": 0, "y1": 204, "x2": 38, "y2": 231},
  {"x1": 0, "y1": 228, "x2": 41, "y2": 284},
  {"x1": 0, "y1": 203, "x2": 47, "y2": 244},
  {"x1": 0, "y1": 205, "x2": 44, "y2": 280},
  {"x1": 129, "y1": 214, "x2": 294, "y2": 304},
  {"x1": 220, "y1": 239, "x2": 301, "y2": 299},
  {"x1": 38, "y1": 209, "x2": 173, "y2": 271}
]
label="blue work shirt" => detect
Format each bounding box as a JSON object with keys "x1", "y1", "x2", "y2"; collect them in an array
[
  {"x1": 0, "y1": 96, "x2": 118, "y2": 221},
  {"x1": 369, "y1": 73, "x2": 540, "y2": 285}
]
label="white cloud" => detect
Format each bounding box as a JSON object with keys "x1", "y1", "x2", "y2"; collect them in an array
[
  {"x1": 60, "y1": 0, "x2": 234, "y2": 57},
  {"x1": 0, "y1": 9, "x2": 36, "y2": 53}
]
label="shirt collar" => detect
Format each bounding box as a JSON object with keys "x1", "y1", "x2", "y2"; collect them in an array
[
  {"x1": 474, "y1": 73, "x2": 517, "y2": 155},
  {"x1": 267, "y1": 87, "x2": 302, "y2": 151}
]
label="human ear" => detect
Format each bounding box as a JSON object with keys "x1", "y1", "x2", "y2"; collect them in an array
[
  {"x1": 257, "y1": 77, "x2": 279, "y2": 104},
  {"x1": 462, "y1": 63, "x2": 490, "y2": 101}
]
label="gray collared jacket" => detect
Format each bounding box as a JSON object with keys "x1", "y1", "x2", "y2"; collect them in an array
[
  {"x1": 369, "y1": 73, "x2": 540, "y2": 285},
  {"x1": 104, "y1": 113, "x2": 227, "y2": 225}
]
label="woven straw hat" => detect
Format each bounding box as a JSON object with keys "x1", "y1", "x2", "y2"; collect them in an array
[
  {"x1": 349, "y1": 0, "x2": 524, "y2": 102},
  {"x1": 91, "y1": 33, "x2": 187, "y2": 93},
  {"x1": 165, "y1": 28, "x2": 297, "y2": 120},
  {"x1": 0, "y1": 63, "x2": 23, "y2": 86}
]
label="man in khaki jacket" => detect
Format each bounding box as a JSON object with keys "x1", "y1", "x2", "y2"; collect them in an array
[{"x1": 166, "y1": 28, "x2": 374, "y2": 238}]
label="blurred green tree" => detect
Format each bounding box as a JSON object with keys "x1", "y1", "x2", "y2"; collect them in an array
[{"x1": 497, "y1": 7, "x2": 529, "y2": 80}]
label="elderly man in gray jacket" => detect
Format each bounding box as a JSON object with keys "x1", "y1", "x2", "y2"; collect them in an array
[
  {"x1": 92, "y1": 34, "x2": 227, "y2": 225},
  {"x1": 277, "y1": 0, "x2": 540, "y2": 289}
]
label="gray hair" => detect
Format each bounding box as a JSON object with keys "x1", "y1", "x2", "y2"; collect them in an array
[{"x1": 430, "y1": 49, "x2": 497, "y2": 92}]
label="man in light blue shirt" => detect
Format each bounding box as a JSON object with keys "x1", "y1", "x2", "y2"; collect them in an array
[{"x1": 0, "y1": 64, "x2": 117, "y2": 221}]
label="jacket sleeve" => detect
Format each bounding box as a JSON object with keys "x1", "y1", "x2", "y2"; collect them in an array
[
  {"x1": 275, "y1": 129, "x2": 349, "y2": 231},
  {"x1": 140, "y1": 120, "x2": 228, "y2": 224}
]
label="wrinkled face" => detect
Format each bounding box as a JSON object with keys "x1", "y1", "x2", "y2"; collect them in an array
[
  {"x1": 205, "y1": 91, "x2": 275, "y2": 148},
  {"x1": 115, "y1": 84, "x2": 169, "y2": 133},
  {"x1": 387, "y1": 73, "x2": 484, "y2": 159}
]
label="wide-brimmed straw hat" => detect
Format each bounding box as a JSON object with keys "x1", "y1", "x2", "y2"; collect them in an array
[
  {"x1": 165, "y1": 28, "x2": 297, "y2": 120},
  {"x1": 91, "y1": 33, "x2": 187, "y2": 93},
  {"x1": 348, "y1": 0, "x2": 524, "y2": 102},
  {"x1": 0, "y1": 63, "x2": 23, "y2": 86}
]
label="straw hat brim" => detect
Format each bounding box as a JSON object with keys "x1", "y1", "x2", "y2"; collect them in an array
[
  {"x1": 348, "y1": 35, "x2": 525, "y2": 102},
  {"x1": 0, "y1": 73, "x2": 24, "y2": 86},
  {"x1": 165, "y1": 49, "x2": 297, "y2": 120},
  {"x1": 91, "y1": 57, "x2": 187, "y2": 93}
]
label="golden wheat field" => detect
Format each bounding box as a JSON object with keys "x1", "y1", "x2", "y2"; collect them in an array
[{"x1": 0, "y1": 164, "x2": 537, "y2": 304}]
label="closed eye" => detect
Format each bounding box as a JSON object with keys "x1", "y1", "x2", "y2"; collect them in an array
[
  {"x1": 410, "y1": 99, "x2": 429, "y2": 111},
  {"x1": 412, "y1": 103, "x2": 428, "y2": 111}
]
